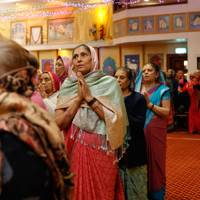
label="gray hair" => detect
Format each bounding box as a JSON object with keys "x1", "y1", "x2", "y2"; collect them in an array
[{"x1": 114, "y1": 67, "x2": 135, "y2": 92}]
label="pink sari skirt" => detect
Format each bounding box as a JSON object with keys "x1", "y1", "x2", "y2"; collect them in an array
[
  {"x1": 64, "y1": 129, "x2": 125, "y2": 200},
  {"x1": 144, "y1": 117, "x2": 167, "y2": 192}
]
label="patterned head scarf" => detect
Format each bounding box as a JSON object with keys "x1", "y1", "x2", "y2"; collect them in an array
[
  {"x1": 43, "y1": 71, "x2": 60, "y2": 93},
  {"x1": 0, "y1": 37, "x2": 37, "y2": 97},
  {"x1": 57, "y1": 56, "x2": 71, "y2": 83},
  {"x1": 68, "y1": 44, "x2": 98, "y2": 77},
  {"x1": 0, "y1": 37, "x2": 74, "y2": 199}
]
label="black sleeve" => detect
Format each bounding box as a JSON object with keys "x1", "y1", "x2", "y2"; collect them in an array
[
  {"x1": 173, "y1": 79, "x2": 178, "y2": 95},
  {"x1": 127, "y1": 96, "x2": 147, "y2": 136},
  {"x1": 196, "y1": 84, "x2": 200, "y2": 90},
  {"x1": 193, "y1": 84, "x2": 200, "y2": 90},
  {"x1": 0, "y1": 129, "x2": 55, "y2": 200}
]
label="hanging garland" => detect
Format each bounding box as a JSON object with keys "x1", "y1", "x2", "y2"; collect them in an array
[{"x1": 0, "y1": 0, "x2": 182, "y2": 22}]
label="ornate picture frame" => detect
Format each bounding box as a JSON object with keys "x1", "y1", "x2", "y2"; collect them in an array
[
  {"x1": 124, "y1": 55, "x2": 140, "y2": 75},
  {"x1": 41, "y1": 59, "x2": 54, "y2": 73},
  {"x1": 120, "y1": 19, "x2": 127, "y2": 36},
  {"x1": 47, "y1": 18, "x2": 74, "y2": 44},
  {"x1": 188, "y1": 12, "x2": 200, "y2": 31},
  {"x1": 30, "y1": 26, "x2": 42, "y2": 44},
  {"x1": 148, "y1": 53, "x2": 164, "y2": 70},
  {"x1": 113, "y1": 21, "x2": 120, "y2": 38},
  {"x1": 172, "y1": 13, "x2": 187, "y2": 32},
  {"x1": 142, "y1": 16, "x2": 156, "y2": 34},
  {"x1": 157, "y1": 15, "x2": 171, "y2": 33},
  {"x1": 127, "y1": 17, "x2": 141, "y2": 35},
  {"x1": 11, "y1": 21, "x2": 26, "y2": 45}
]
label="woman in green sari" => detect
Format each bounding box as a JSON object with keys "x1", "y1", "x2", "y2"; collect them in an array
[{"x1": 54, "y1": 44, "x2": 128, "y2": 200}]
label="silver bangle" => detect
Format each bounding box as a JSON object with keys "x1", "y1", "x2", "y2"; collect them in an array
[{"x1": 92, "y1": 101, "x2": 100, "y2": 110}]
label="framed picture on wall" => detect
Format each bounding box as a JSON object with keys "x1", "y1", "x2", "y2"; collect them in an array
[
  {"x1": 11, "y1": 21, "x2": 26, "y2": 45},
  {"x1": 30, "y1": 26, "x2": 42, "y2": 44},
  {"x1": 189, "y1": 12, "x2": 200, "y2": 31},
  {"x1": 124, "y1": 55, "x2": 140, "y2": 75},
  {"x1": 127, "y1": 17, "x2": 141, "y2": 35},
  {"x1": 120, "y1": 19, "x2": 127, "y2": 36},
  {"x1": 102, "y1": 56, "x2": 117, "y2": 76},
  {"x1": 41, "y1": 59, "x2": 54, "y2": 73},
  {"x1": 172, "y1": 13, "x2": 187, "y2": 31},
  {"x1": 47, "y1": 18, "x2": 74, "y2": 44},
  {"x1": 148, "y1": 53, "x2": 164, "y2": 70},
  {"x1": 142, "y1": 16, "x2": 155, "y2": 34},
  {"x1": 114, "y1": 21, "x2": 120, "y2": 38},
  {"x1": 157, "y1": 15, "x2": 171, "y2": 33}
]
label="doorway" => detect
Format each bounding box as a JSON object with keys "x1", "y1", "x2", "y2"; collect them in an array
[{"x1": 167, "y1": 54, "x2": 188, "y2": 74}]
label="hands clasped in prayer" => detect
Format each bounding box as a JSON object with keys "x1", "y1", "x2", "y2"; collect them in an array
[
  {"x1": 76, "y1": 72, "x2": 93, "y2": 104},
  {"x1": 76, "y1": 72, "x2": 104, "y2": 119},
  {"x1": 38, "y1": 84, "x2": 47, "y2": 99}
]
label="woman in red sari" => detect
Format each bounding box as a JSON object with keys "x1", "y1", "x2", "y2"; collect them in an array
[
  {"x1": 54, "y1": 44, "x2": 127, "y2": 200},
  {"x1": 181, "y1": 71, "x2": 194, "y2": 92},
  {"x1": 175, "y1": 70, "x2": 187, "y2": 93},
  {"x1": 187, "y1": 70, "x2": 200, "y2": 133},
  {"x1": 136, "y1": 63, "x2": 170, "y2": 200}
]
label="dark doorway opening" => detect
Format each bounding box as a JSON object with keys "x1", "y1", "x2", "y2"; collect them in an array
[{"x1": 167, "y1": 54, "x2": 188, "y2": 74}]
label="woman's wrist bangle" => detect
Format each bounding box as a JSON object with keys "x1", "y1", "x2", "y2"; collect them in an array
[
  {"x1": 92, "y1": 101, "x2": 100, "y2": 110},
  {"x1": 88, "y1": 97, "x2": 97, "y2": 106},
  {"x1": 65, "y1": 109, "x2": 75, "y2": 119},
  {"x1": 150, "y1": 104, "x2": 154, "y2": 110}
]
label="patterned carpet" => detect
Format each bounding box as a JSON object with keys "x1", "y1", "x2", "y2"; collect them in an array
[{"x1": 166, "y1": 132, "x2": 200, "y2": 200}]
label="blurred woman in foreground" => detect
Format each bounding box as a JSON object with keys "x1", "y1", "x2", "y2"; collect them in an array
[{"x1": 0, "y1": 37, "x2": 74, "y2": 200}]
